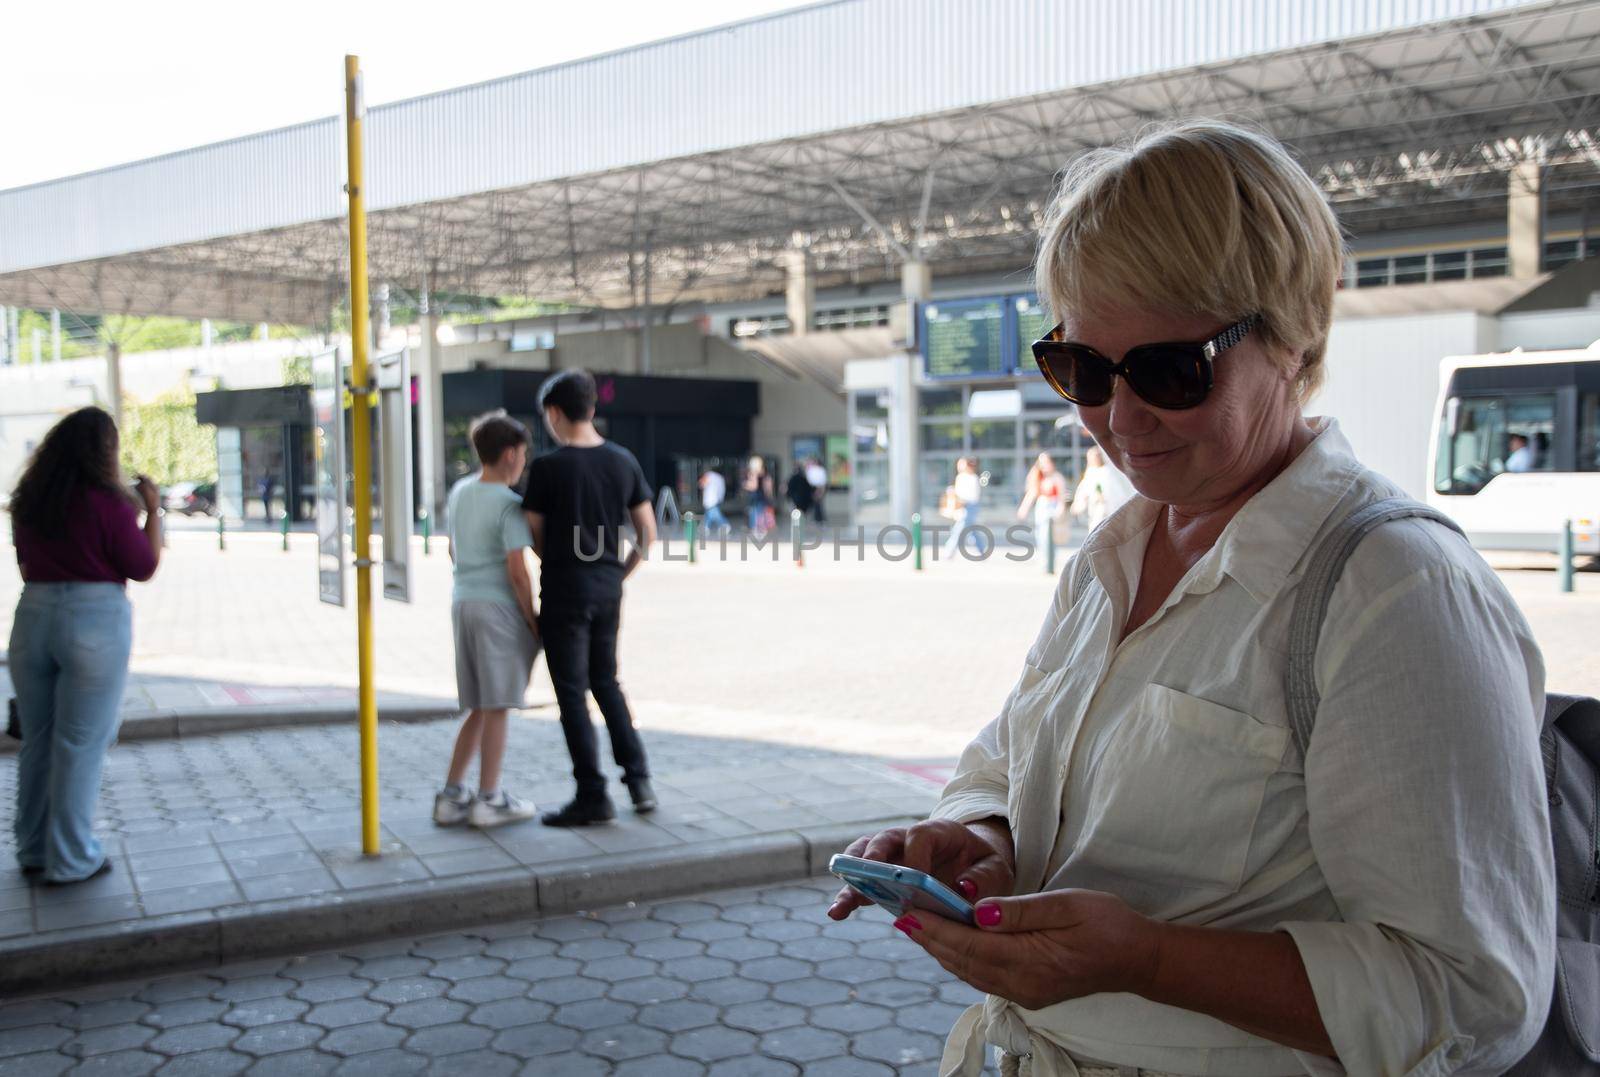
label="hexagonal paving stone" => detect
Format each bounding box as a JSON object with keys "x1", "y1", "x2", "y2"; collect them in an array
[
  {"x1": 446, "y1": 975, "x2": 527, "y2": 1004},
  {"x1": 582, "y1": 955, "x2": 657, "y2": 982},
  {"x1": 134, "y1": 976, "x2": 222, "y2": 1005},
  {"x1": 666, "y1": 1023, "x2": 759, "y2": 1065},
  {"x1": 758, "y1": 886, "x2": 826, "y2": 908},
  {"x1": 722, "y1": 999, "x2": 807, "y2": 1033},
  {"x1": 303, "y1": 999, "x2": 387, "y2": 1029},
  {"x1": 935, "y1": 979, "x2": 985, "y2": 1006},
  {"x1": 607, "y1": 918, "x2": 676, "y2": 943},
  {"x1": 854, "y1": 977, "x2": 936, "y2": 1008},
  {"x1": 427, "y1": 955, "x2": 507, "y2": 982},
  {"x1": 676, "y1": 919, "x2": 749, "y2": 942},
  {"x1": 707, "y1": 1058, "x2": 801, "y2": 1077},
  {"x1": 491, "y1": 1021, "x2": 580, "y2": 1059},
  {"x1": 748, "y1": 920, "x2": 819, "y2": 943},
  {"x1": 64, "y1": 999, "x2": 151, "y2": 1030},
  {"x1": 364, "y1": 976, "x2": 448, "y2": 1005},
  {"x1": 576, "y1": 1022, "x2": 670, "y2": 1061},
  {"x1": 649, "y1": 900, "x2": 720, "y2": 924},
  {"x1": 384, "y1": 997, "x2": 467, "y2": 1029},
  {"x1": 688, "y1": 976, "x2": 769, "y2": 1007},
  {"x1": 519, "y1": 1052, "x2": 608, "y2": 1076},
  {"x1": 605, "y1": 975, "x2": 691, "y2": 1005},
  {"x1": 852, "y1": 1026, "x2": 945, "y2": 1066},
  {"x1": 504, "y1": 955, "x2": 582, "y2": 982},
  {"x1": 347, "y1": 955, "x2": 430, "y2": 981},
  {"x1": 811, "y1": 1001, "x2": 895, "y2": 1033},
  {"x1": 210, "y1": 975, "x2": 295, "y2": 1003},
  {"x1": 0, "y1": 1000, "x2": 73, "y2": 1029},
  {"x1": 704, "y1": 937, "x2": 780, "y2": 961},
  {"x1": 771, "y1": 978, "x2": 852, "y2": 1006},
  {"x1": 534, "y1": 918, "x2": 608, "y2": 942},
  {"x1": 895, "y1": 1000, "x2": 972, "y2": 1036},
  {"x1": 290, "y1": 978, "x2": 370, "y2": 1004},
  {"x1": 628, "y1": 937, "x2": 704, "y2": 962},
  {"x1": 778, "y1": 936, "x2": 857, "y2": 963},
  {"x1": 736, "y1": 956, "x2": 811, "y2": 985},
  {"x1": 719, "y1": 903, "x2": 775, "y2": 925},
  {"x1": 815, "y1": 957, "x2": 895, "y2": 985},
  {"x1": 222, "y1": 996, "x2": 309, "y2": 1029},
  {"x1": 280, "y1": 954, "x2": 359, "y2": 981},
  {"x1": 317, "y1": 1020, "x2": 407, "y2": 1057},
  {"x1": 429, "y1": 1049, "x2": 519, "y2": 1077},
  {"x1": 758, "y1": 1025, "x2": 850, "y2": 1063},
  {"x1": 64, "y1": 1023, "x2": 153, "y2": 1057},
  {"x1": 243, "y1": 1047, "x2": 339, "y2": 1077},
  {"x1": 331, "y1": 1047, "x2": 427, "y2": 1075},
  {"x1": 657, "y1": 955, "x2": 734, "y2": 983},
  {"x1": 139, "y1": 996, "x2": 229, "y2": 1031},
  {"x1": 613, "y1": 1056, "x2": 705, "y2": 1077},
  {"x1": 485, "y1": 936, "x2": 559, "y2": 961},
  {"x1": 231, "y1": 1020, "x2": 326, "y2": 1057},
  {"x1": 153, "y1": 1047, "x2": 249, "y2": 1076},
  {"x1": 526, "y1": 976, "x2": 608, "y2": 1005},
  {"x1": 551, "y1": 998, "x2": 638, "y2": 1032},
  {"x1": 466, "y1": 997, "x2": 554, "y2": 1030},
  {"x1": 1, "y1": 1051, "x2": 70, "y2": 1077},
  {"x1": 556, "y1": 937, "x2": 629, "y2": 961},
  {"x1": 410, "y1": 933, "x2": 486, "y2": 959},
  {"x1": 145, "y1": 1021, "x2": 240, "y2": 1055},
  {"x1": 636, "y1": 998, "x2": 719, "y2": 1033},
  {"x1": 801, "y1": 1059, "x2": 895, "y2": 1077},
  {"x1": 403, "y1": 1022, "x2": 493, "y2": 1057}
]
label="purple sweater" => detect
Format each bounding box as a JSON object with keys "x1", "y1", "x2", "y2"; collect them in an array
[{"x1": 13, "y1": 486, "x2": 157, "y2": 584}]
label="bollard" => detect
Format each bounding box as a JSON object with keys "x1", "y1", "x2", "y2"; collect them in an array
[
  {"x1": 792, "y1": 508, "x2": 805, "y2": 568},
  {"x1": 281, "y1": 512, "x2": 290, "y2": 552},
  {"x1": 1045, "y1": 522, "x2": 1056, "y2": 575},
  {"x1": 1559, "y1": 519, "x2": 1575, "y2": 594},
  {"x1": 421, "y1": 511, "x2": 431, "y2": 556},
  {"x1": 685, "y1": 512, "x2": 697, "y2": 565},
  {"x1": 217, "y1": 515, "x2": 226, "y2": 552},
  {"x1": 912, "y1": 513, "x2": 923, "y2": 572}
]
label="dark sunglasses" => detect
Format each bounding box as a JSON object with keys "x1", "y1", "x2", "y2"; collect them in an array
[{"x1": 1030, "y1": 313, "x2": 1262, "y2": 410}]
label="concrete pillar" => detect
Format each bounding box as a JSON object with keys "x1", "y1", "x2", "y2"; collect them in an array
[
  {"x1": 106, "y1": 342, "x2": 124, "y2": 426},
  {"x1": 7, "y1": 308, "x2": 19, "y2": 366},
  {"x1": 256, "y1": 322, "x2": 270, "y2": 341},
  {"x1": 784, "y1": 249, "x2": 815, "y2": 335},
  {"x1": 373, "y1": 283, "x2": 391, "y2": 349},
  {"x1": 0, "y1": 307, "x2": 8, "y2": 365},
  {"x1": 201, "y1": 318, "x2": 213, "y2": 353},
  {"x1": 32, "y1": 328, "x2": 42, "y2": 364},
  {"x1": 50, "y1": 309, "x2": 60, "y2": 362},
  {"x1": 416, "y1": 290, "x2": 446, "y2": 522},
  {"x1": 1508, "y1": 159, "x2": 1544, "y2": 280},
  {"x1": 889, "y1": 260, "x2": 931, "y2": 524}
]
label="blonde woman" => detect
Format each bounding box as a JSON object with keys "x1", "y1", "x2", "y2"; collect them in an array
[
  {"x1": 743, "y1": 455, "x2": 774, "y2": 537},
  {"x1": 830, "y1": 121, "x2": 1552, "y2": 1075},
  {"x1": 1069, "y1": 446, "x2": 1134, "y2": 533}
]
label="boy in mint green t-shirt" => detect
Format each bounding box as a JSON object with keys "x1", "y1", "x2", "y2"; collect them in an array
[{"x1": 435, "y1": 411, "x2": 540, "y2": 829}]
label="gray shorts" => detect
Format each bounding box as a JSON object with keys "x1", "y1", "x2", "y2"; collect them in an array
[{"x1": 452, "y1": 601, "x2": 540, "y2": 710}]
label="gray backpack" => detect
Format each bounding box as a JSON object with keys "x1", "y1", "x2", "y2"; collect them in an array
[{"x1": 1288, "y1": 497, "x2": 1600, "y2": 1074}]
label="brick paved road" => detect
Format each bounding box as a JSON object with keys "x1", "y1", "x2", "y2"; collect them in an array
[{"x1": 0, "y1": 876, "x2": 991, "y2": 1076}]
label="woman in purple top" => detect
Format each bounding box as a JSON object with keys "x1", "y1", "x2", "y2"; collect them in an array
[{"x1": 8, "y1": 407, "x2": 162, "y2": 884}]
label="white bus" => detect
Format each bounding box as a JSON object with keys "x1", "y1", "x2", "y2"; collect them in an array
[{"x1": 1427, "y1": 346, "x2": 1600, "y2": 555}]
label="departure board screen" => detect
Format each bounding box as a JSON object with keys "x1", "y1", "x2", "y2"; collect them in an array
[
  {"x1": 921, "y1": 299, "x2": 1006, "y2": 379},
  {"x1": 1013, "y1": 294, "x2": 1051, "y2": 374}
]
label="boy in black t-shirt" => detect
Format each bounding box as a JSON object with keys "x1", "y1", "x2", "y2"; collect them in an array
[{"x1": 522, "y1": 370, "x2": 658, "y2": 826}]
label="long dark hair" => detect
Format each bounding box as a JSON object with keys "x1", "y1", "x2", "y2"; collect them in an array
[{"x1": 8, "y1": 407, "x2": 127, "y2": 538}]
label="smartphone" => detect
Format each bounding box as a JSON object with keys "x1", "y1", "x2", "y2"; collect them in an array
[{"x1": 828, "y1": 853, "x2": 975, "y2": 925}]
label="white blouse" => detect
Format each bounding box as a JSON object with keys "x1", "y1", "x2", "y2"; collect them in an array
[{"x1": 932, "y1": 420, "x2": 1555, "y2": 1076}]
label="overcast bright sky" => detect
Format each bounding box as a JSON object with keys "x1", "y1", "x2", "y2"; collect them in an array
[{"x1": 2, "y1": 0, "x2": 810, "y2": 191}]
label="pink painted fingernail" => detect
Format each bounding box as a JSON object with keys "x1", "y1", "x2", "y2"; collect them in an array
[
  {"x1": 975, "y1": 903, "x2": 1002, "y2": 928},
  {"x1": 893, "y1": 915, "x2": 923, "y2": 934},
  {"x1": 956, "y1": 878, "x2": 978, "y2": 900}
]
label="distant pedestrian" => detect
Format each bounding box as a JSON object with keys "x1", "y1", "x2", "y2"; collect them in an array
[
  {"x1": 523, "y1": 370, "x2": 658, "y2": 827},
  {"x1": 698, "y1": 467, "x2": 731, "y2": 536},
  {"x1": 7, "y1": 407, "x2": 161, "y2": 885},
  {"x1": 805, "y1": 457, "x2": 829, "y2": 523},
  {"x1": 1071, "y1": 447, "x2": 1135, "y2": 532},
  {"x1": 1016, "y1": 452, "x2": 1067, "y2": 556},
  {"x1": 257, "y1": 470, "x2": 277, "y2": 521},
  {"x1": 785, "y1": 462, "x2": 815, "y2": 519},
  {"x1": 434, "y1": 410, "x2": 541, "y2": 830},
  {"x1": 941, "y1": 456, "x2": 989, "y2": 558},
  {"x1": 744, "y1": 455, "x2": 774, "y2": 537}
]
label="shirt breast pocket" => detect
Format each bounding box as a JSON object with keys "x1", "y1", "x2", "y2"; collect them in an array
[{"x1": 1078, "y1": 683, "x2": 1289, "y2": 895}]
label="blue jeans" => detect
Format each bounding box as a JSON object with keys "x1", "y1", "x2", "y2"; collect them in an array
[
  {"x1": 942, "y1": 504, "x2": 990, "y2": 558},
  {"x1": 9, "y1": 582, "x2": 132, "y2": 882},
  {"x1": 702, "y1": 504, "x2": 730, "y2": 534}
]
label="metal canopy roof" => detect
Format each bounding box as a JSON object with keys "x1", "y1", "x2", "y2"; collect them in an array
[{"x1": 2, "y1": 0, "x2": 1598, "y2": 326}]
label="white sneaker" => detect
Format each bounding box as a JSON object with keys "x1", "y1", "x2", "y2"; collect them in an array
[
  {"x1": 433, "y1": 787, "x2": 473, "y2": 827},
  {"x1": 469, "y1": 791, "x2": 538, "y2": 829}
]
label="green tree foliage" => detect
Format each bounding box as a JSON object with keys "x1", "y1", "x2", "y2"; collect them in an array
[{"x1": 118, "y1": 386, "x2": 218, "y2": 485}]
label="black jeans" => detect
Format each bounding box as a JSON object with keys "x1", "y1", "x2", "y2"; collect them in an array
[{"x1": 540, "y1": 596, "x2": 649, "y2": 800}]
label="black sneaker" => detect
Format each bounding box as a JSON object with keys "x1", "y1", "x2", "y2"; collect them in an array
[
  {"x1": 625, "y1": 779, "x2": 658, "y2": 814},
  {"x1": 540, "y1": 797, "x2": 618, "y2": 828}
]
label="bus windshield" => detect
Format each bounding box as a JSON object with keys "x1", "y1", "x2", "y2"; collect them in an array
[{"x1": 1433, "y1": 393, "x2": 1557, "y2": 495}]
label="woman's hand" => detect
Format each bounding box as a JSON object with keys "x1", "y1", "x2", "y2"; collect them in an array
[
  {"x1": 135, "y1": 475, "x2": 161, "y2": 516},
  {"x1": 896, "y1": 889, "x2": 1162, "y2": 1012},
  {"x1": 827, "y1": 818, "x2": 1015, "y2": 921}
]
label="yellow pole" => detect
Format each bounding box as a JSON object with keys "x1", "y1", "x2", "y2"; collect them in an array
[{"x1": 344, "y1": 55, "x2": 380, "y2": 856}]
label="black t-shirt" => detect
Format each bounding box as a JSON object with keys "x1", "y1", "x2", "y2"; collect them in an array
[{"x1": 521, "y1": 441, "x2": 652, "y2": 606}]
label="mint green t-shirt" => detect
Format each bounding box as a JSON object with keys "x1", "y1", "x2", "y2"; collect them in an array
[{"x1": 447, "y1": 476, "x2": 533, "y2": 607}]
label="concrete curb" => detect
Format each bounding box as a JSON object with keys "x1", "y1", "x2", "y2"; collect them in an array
[{"x1": 0, "y1": 817, "x2": 913, "y2": 995}]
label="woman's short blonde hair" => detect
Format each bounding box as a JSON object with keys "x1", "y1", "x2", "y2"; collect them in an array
[{"x1": 1035, "y1": 120, "x2": 1344, "y2": 401}]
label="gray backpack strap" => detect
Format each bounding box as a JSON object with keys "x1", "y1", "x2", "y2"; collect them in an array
[{"x1": 1284, "y1": 497, "x2": 1465, "y2": 759}]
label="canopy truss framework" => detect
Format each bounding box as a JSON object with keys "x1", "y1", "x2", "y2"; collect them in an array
[{"x1": 4, "y1": 1, "x2": 1600, "y2": 326}]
